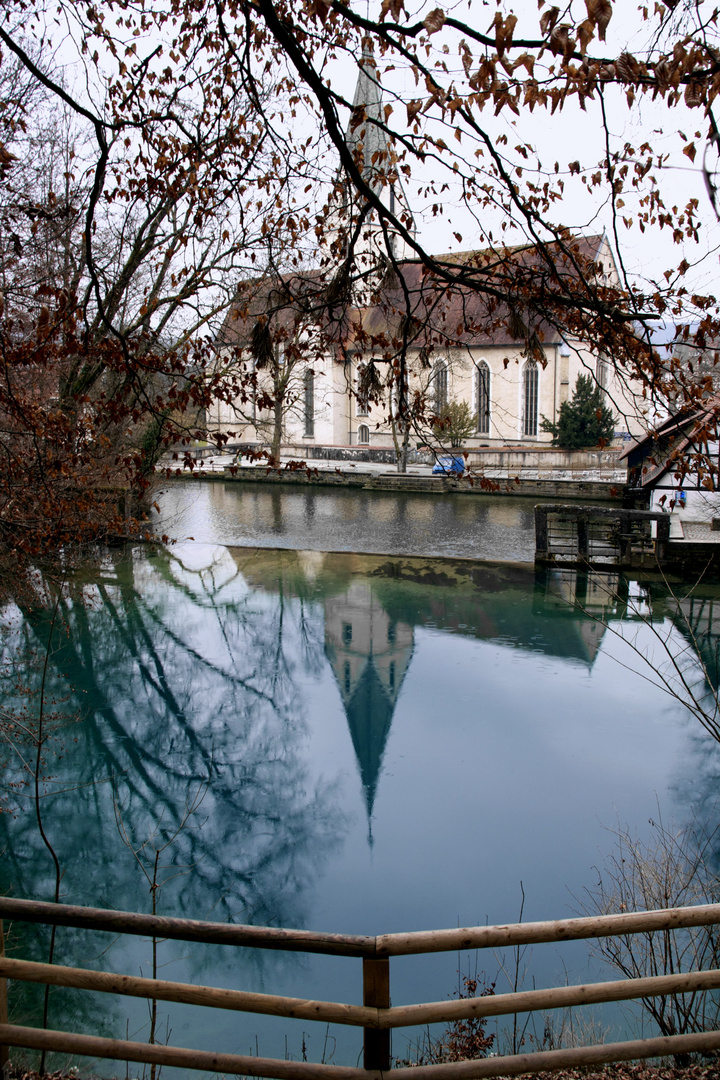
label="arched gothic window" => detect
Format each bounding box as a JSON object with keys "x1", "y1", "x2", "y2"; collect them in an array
[
  {"x1": 476, "y1": 361, "x2": 490, "y2": 435},
  {"x1": 523, "y1": 362, "x2": 539, "y2": 437},
  {"x1": 434, "y1": 362, "x2": 448, "y2": 411},
  {"x1": 597, "y1": 354, "x2": 609, "y2": 392},
  {"x1": 303, "y1": 369, "x2": 314, "y2": 437},
  {"x1": 356, "y1": 365, "x2": 369, "y2": 416},
  {"x1": 358, "y1": 424, "x2": 370, "y2": 444}
]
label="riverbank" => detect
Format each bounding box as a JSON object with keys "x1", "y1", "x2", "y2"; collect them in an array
[{"x1": 161, "y1": 459, "x2": 625, "y2": 501}]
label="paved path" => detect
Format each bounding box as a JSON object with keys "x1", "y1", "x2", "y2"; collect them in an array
[{"x1": 159, "y1": 453, "x2": 626, "y2": 482}]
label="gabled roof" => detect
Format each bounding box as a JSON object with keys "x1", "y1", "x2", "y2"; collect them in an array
[
  {"x1": 219, "y1": 233, "x2": 613, "y2": 355},
  {"x1": 619, "y1": 395, "x2": 720, "y2": 487},
  {"x1": 356, "y1": 235, "x2": 609, "y2": 350}
]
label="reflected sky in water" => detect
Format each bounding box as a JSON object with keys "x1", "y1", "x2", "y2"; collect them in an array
[
  {"x1": 2, "y1": 542, "x2": 719, "y2": 1071},
  {"x1": 154, "y1": 480, "x2": 543, "y2": 561}
]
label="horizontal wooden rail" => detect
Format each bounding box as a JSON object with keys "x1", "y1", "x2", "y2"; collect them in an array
[
  {"x1": 376, "y1": 903, "x2": 720, "y2": 955},
  {"x1": 391, "y1": 1030, "x2": 720, "y2": 1079},
  {"x1": 0, "y1": 957, "x2": 374, "y2": 1028},
  {"x1": 6, "y1": 956, "x2": 720, "y2": 1032},
  {"x1": 0, "y1": 1024, "x2": 373, "y2": 1080},
  {"x1": 380, "y1": 966, "x2": 720, "y2": 1028},
  {"x1": 0, "y1": 897, "x2": 375, "y2": 957},
  {"x1": 6, "y1": 897, "x2": 720, "y2": 958},
  {"x1": 4, "y1": 1024, "x2": 720, "y2": 1080}
]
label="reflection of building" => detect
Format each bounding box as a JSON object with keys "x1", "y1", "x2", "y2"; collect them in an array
[
  {"x1": 531, "y1": 569, "x2": 615, "y2": 664},
  {"x1": 324, "y1": 581, "x2": 413, "y2": 833},
  {"x1": 669, "y1": 594, "x2": 720, "y2": 694}
]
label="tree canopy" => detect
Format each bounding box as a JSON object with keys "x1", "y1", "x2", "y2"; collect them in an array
[{"x1": 1, "y1": 0, "x2": 720, "y2": 563}]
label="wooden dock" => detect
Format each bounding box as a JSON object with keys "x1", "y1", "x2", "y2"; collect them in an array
[{"x1": 534, "y1": 504, "x2": 670, "y2": 568}]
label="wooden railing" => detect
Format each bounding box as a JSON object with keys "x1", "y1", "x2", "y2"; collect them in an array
[{"x1": 3, "y1": 897, "x2": 720, "y2": 1078}]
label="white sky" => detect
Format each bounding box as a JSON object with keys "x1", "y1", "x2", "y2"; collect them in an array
[
  {"x1": 22, "y1": 0, "x2": 720, "y2": 306},
  {"x1": 324, "y1": 1, "x2": 720, "y2": 299}
]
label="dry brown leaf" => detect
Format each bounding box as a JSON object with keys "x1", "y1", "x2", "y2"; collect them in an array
[{"x1": 423, "y1": 7, "x2": 446, "y2": 34}]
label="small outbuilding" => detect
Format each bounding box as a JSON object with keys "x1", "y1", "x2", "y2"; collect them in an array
[{"x1": 621, "y1": 397, "x2": 720, "y2": 523}]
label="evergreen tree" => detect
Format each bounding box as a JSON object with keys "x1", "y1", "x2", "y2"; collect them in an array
[{"x1": 541, "y1": 374, "x2": 616, "y2": 449}]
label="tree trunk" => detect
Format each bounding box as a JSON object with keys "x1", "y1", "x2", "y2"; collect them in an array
[
  {"x1": 270, "y1": 396, "x2": 283, "y2": 467},
  {"x1": 391, "y1": 417, "x2": 408, "y2": 473},
  {"x1": 400, "y1": 421, "x2": 411, "y2": 473}
]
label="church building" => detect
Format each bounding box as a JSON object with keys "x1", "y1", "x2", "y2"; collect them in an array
[{"x1": 209, "y1": 47, "x2": 646, "y2": 457}]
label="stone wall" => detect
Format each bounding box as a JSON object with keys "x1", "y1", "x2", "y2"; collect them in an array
[
  {"x1": 233, "y1": 441, "x2": 625, "y2": 475},
  {"x1": 213, "y1": 465, "x2": 623, "y2": 500}
]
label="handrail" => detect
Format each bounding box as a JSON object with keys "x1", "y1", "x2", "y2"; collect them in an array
[
  {"x1": 4, "y1": 896, "x2": 720, "y2": 955},
  {"x1": 3, "y1": 1024, "x2": 720, "y2": 1080},
  {"x1": 4, "y1": 956, "x2": 720, "y2": 1031},
  {"x1": 4, "y1": 897, "x2": 720, "y2": 1078},
  {"x1": 376, "y1": 903, "x2": 720, "y2": 955},
  {"x1": 0, "y1": 897, "x2": 375, "y2": 957},
  {"x1": 0, "y1": 958, "x2": 374, "y2": 1028}
]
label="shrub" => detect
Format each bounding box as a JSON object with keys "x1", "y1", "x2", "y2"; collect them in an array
[
  {"x1": 395, "y1": 975, "x2": 495, "y2": 1065},
  {"x1": 581, "y1": 814, "x2": 720, "y2": 1046},
  {"x1": 433, "y1": 400, "x2": 478, "y2": 448}
]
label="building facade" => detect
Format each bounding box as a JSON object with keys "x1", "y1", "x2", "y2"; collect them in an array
[{"x1": 209, "y1": 52, "x2": 647, "y2": 457}]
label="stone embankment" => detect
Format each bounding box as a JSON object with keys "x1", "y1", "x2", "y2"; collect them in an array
[{"x1": 160, "y1": 444, "x2": 628, "y2": 501}]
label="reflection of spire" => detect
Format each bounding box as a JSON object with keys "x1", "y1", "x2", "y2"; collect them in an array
[
  {"x1": 345, "y1": 655, "x2": 395, "y2": 824},
  {"x1": 324, "y1": 582, "x2": 413, "y2": 830}
]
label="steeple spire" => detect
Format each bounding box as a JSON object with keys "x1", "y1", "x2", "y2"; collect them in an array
[
  {"x1": 345, "y1": 40, "x2": 387, "y2": 189},
  {"x1": 323, "y1": 37, "x2": 416, "y2": 263}
]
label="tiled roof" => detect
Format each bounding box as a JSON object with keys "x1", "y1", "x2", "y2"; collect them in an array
[
  {"x1": 619, "y1": 394, "x2": 720, "y2": 487},
  {"x1": 219, "y1": 233, "x2": 610, "y2": 354}
]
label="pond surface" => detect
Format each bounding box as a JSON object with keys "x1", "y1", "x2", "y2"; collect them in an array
[
  {"x1": 155, "y1": 478, "x2": 545, "y2": 561},
  {"x1": 2, "y1": 482, "x2": 720, "y2": 1073}
]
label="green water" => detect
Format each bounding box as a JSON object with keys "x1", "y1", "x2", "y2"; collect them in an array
[{"x1": 2, "y1": 543, "x2": 719, "y2": 1072}]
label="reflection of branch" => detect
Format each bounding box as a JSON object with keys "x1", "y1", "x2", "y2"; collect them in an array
[
  {"x1": 129, "y1": 585, "x2": 286, "y2": 708},
  {"x1": 560, "y1": 569, "x2": 720, "y2": 743},
  {"x1": 4, "y1": 551, "x2": 345, "y2": 944},
  {"x1": 34, "y1": 587, "x2": 63, "y2": 1073},
  {"x1": 114, "y1": 775, "x2": 209, "y2": 1071}
]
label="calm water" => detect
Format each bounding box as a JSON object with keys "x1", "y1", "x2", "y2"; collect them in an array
[
  {"x1": 154, "y1": 479, "x2": 545, "y2": 561},
  {"x1": 2, "y1": 484, "x2": 720, "y2": 1071}
]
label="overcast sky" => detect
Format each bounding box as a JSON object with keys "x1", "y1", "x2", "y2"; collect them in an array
[{"x1": 326, "y1": 1, "x2": 720, "y2": 301}]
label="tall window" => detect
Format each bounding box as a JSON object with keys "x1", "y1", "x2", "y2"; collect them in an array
[
  {"x1": 597, "y1": 354, "x2": 609, "y2": 393},
  {"x1": 303, "y1": 369, "x2": 314, "y2": 437},
  {"x1": 476, "y1": 361, "x2": 490, "y2": 435},
  {"x1": 523, "y1": 361, "x2": 539, "y2": 437},
  {"x1": 356, "y1": 365, "x2": 369, "y2": 416},
  {"x1": 434, "y1": 362, "x2": 448, "y2": 411},
  {"x1": 358, "y1": 424, "x2": 370, "y2": 444}
]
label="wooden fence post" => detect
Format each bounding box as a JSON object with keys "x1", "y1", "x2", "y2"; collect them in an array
[
  {"x1": 363, "y1": 958, "x2": 390, "y2": 1072},
  {"x1": 534, "y1": 506, "x2": 548, "y2": 560},
  {"x1": 577, "y1": 514, "x2": 589, "y2": 560},
  {"x1": 0, "y1": 920, "x2": 8, "y2": 1080}
]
